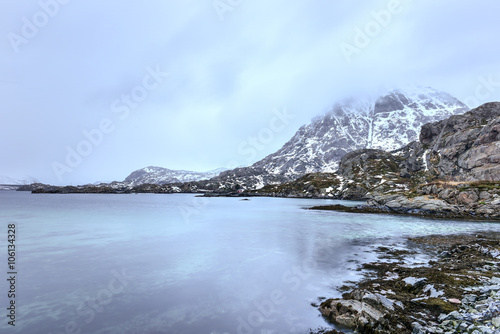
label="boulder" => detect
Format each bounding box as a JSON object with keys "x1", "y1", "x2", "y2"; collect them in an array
[{"x1": 319, "y1": 299, "x2": 385, "y2": 330}]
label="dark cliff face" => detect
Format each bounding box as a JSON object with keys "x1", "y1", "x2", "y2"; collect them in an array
[
  {"x1": 420, "y1": 102, "x2": 500, "y2": 181},
  {"x1": 337, "y1": 149, "x2": 396, "y2": 179},
  {"x1": 392, "y1": 141, "x2": 427, "y2": 178},
  {"x1": 420, "y1": 102, "x2": 500, "y2": 145}
]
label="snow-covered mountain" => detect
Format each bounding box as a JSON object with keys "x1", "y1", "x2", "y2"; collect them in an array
[
  {"x1": 251, "y1": 87, "x2": 469, "y2": 178},
  {"x1": 122, "y1": 166, "x2": 227, "y2": 186},
  {"x1": 203, "y1": 87, "x2": 469, "y2": 189},
  {"x1": 0, "y1": 175, "x2": 39, "y2": 185},
  {"x1": 0, "y1": 176, "x2": 39, "y2": 190}
]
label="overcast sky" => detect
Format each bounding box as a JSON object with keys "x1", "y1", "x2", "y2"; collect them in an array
[{"x1": 1, "y1": 0, "x2": 499, "y2": 185}]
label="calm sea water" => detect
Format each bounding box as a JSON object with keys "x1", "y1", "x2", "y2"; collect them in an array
[{"x1": 0, "y1": 191, "x2": 498, "y2": 334}]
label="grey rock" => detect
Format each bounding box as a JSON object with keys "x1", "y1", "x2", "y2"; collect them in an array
[
  {"x1": 438, "y1": 313, "x2": 448, "y2": 322},
  {"x1": 362, "y1": 292, "x2": 395, "y2": 311},
  {"x1": 445, "y1": 311, "x2": 463, "y2": 321},
  {"x1": 412, "y1": 322, "x2": 426, "y2": 334},
  {"x1": 463, "y1": 294, "x2": 478, "y2": 304},
  {"x1": 420, "y1": 102, "x2": 500, "y2": 181},
  {"x1": 319, "y1": 299, "x2": 384, "y2": 329}
]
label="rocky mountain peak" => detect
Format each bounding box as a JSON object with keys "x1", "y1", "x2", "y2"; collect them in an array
[
  {"x1": 374, "y1": 87, "x2": 467, "y2": 116},
  {"x1": 246, "y1": 87, "x2": 469, "y2": 184}
]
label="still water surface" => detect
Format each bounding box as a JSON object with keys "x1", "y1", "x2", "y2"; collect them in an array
[{"x1": 0, "y1": 192, "x2": 498, "y2": 333}]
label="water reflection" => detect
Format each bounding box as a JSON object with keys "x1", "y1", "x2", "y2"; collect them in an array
[{"x1": 0, "y1": 192, "x2": 498, "y2": 333}]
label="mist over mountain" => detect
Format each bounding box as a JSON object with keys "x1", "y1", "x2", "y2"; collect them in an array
[{"x1": 203, "y1": 87, "x2": 469, "y2": 189}]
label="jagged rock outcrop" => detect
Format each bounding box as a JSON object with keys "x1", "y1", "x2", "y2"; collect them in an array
[
  {"x1": 393, "y1": 141, "x2": 427, "y2": 178},
  {"x1": 420, "y1": 102, "x2": 500, "y2": 181},
  {"x1": 337, "y1": 149, "x2": 399, "y2": 179}
]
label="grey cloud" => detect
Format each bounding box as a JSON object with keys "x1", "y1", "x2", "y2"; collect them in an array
[{"x1": 0, "y1": 0, "x2": 499, "y2": 184}]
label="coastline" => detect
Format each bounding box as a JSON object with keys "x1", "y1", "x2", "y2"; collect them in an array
[
  {"x1": 308, "y1": 203, "x2": 500, "y2": 222},
  {"x1": 308, "y1": 181, "x2": 500, "y2": 222},
  {"x1": 312, "y1": 232, "x2": 500, "y2": 334}
]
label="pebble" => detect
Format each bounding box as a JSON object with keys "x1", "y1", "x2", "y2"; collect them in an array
[{"x1": 417, "y1": 276, "x2": 500, "y2": 334}]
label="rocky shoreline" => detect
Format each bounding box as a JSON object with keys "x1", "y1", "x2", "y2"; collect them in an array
[
  {"x1": 309, "y1": 180, "x2": 500, "y2": 221},
  {"x1": 311, "y1": 233, "x2": 500, "y2": 334}
]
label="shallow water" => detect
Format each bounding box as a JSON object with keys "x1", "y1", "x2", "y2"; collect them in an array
[{"x1": 0, "y1": 191, "x2": 498, "y2": 334}]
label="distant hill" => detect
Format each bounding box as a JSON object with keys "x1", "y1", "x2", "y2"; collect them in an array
[
  {"x1": 0, "y1": 175, "x2": 39, "y2": 190},
  {"x1": 122, "y1": 166, "x2": 227, "y2": 186}
]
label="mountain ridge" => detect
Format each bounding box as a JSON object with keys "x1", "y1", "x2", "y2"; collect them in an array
[
  {"x1": 0, "y1": 176, "x2": 39, "y2": 190},
  {"x1": 122, "y1": 166, "x2": 227, "y2": 186},
  {"x1": 202, "y1": 87, "x2": 469, "y2": 189}
]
